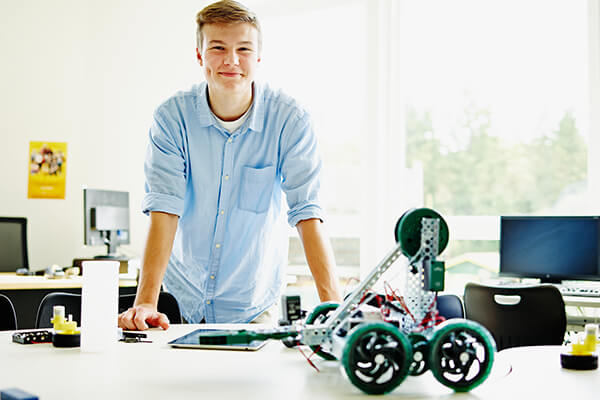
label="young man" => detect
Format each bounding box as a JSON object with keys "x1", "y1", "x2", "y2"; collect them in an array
[{"x1": 119, "y1": 0, "x2": 341, "y2": 330}]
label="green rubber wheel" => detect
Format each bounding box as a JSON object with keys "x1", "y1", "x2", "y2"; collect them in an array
[
  {"x1": 408, "y1": 333, "x2": 429, "y2": 376},
  {"x1": 428, "y1": 319, "x2": 496, "y2": 392},
  {"x1": 305, "y1": 302, "x2": 340, "y2": 360},
  {"x1": 394, "y1": 208, "x2": 449, "y2": 258},
  {"x1": 342, "y1": 322, "x2": 412, "y2": 395}
]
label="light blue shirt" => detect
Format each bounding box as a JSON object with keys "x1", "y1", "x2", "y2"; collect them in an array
[{"x1": 142, "y1": 81, "x2": 324, "y2": 323}]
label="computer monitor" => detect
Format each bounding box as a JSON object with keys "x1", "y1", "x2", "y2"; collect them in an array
[
  {"x1": 83, "y1": 188, "x2": 130, "y2": 258},
  {"x1": 499, "y1": 216, "x2": 600, "y2": 283},
  {"x1": 0, "y1": 217, "x2": 28, "y2": 272}
]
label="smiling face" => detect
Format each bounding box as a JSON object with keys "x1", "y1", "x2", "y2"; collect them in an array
[{"x1": 197, "y1": 22, "x2": 260, "y2": 97}]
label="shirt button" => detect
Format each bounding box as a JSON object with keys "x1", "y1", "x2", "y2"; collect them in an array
[
  {"x1": 220, "y1": 210, "x2": 224, "y2": 215},
  {"x1": 224, "y1": 175, "x2": 229, "y2": 180},
  {"x1": 227, "y1": 138, "x2": 232, "y2": 143},
  {"x1": 206, "y1": 300, "x2": 211, "y2": 305},
  {"x1": 210, "y1": 275, "x2": 215, "y2": 280},
  {"x1": 215, "y1": 243, "x2": 221, "y2": 248}
]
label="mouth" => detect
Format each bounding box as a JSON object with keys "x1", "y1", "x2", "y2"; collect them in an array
[{"x1": 218, "y1": 72, "x2": 242, "y2": 78}]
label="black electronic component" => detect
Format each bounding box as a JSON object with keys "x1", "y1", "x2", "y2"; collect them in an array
[
  {"x1": 424, "y1": 261, "x2": 445, "y2": 291},
  {"x1": 281, "y1": 335, "x2": 301, "y2": 348},
  {"x1": 119, "y1": 331, "x2": 152, "y2": 343},
  {"x1": 278, "y1": 294, "x2": 303, "y2": 326},
  {"x1": 121, "y1": 331, "x2": 147, "y2": 339},
  {"x1": 11, "y1": 330, "x2": 52, "y2": 345}
]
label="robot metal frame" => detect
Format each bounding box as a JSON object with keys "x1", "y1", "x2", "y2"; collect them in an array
[{"x1": 196, "y1": 208, "x2": 496, "y2": 395}]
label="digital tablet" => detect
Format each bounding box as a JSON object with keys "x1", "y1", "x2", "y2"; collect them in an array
[{"x1": 168, "y1": 328, "x2": 267, "y2": 351}]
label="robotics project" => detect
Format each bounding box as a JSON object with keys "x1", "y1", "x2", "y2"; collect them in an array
[{"x1": 195, "y1": 208, "x2": 496, "y2": 395}]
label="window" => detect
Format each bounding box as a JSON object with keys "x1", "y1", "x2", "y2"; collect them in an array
[
  {"x1": 250, "y1": 0, "x2": 600, "y2": 304},
  {"x1": 396, "y1": 0, "x2": 594, "y2": 293}
]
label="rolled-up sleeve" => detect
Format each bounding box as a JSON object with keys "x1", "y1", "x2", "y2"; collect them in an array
[
  {"x1": 279, "y1": 110, "x2": 324, "y2": 227},
  {"x1": 142, "y1": 107, "x2": 187, "y2": 216}
]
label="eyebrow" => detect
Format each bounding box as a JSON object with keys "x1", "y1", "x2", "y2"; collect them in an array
[{"x1": 208, "y1": 40, "x2": 255, "y2": 46}]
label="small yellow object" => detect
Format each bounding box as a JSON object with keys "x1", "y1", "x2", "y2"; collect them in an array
[
  {"x1": 570, "y1": 324, "x2": 598, "y2": 356},
  {"x1": 51, "y1": 306, "x2": 80, "y2": 335}
]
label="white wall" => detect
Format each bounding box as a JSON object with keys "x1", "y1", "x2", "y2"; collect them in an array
[
  {"x1": 0, "y1": 1, "x2": 207, "y2": 268},
  {"x1": 0, "y1": 0, "x2": 406, "y2": 273}
]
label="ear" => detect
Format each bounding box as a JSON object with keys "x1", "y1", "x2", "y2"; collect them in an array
[{"x1": 196, "y1": 48, "x2": 203, "y2": 66}]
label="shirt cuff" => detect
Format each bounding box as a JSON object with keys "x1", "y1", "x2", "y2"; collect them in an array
[
  {"x1": 142, "y1": 192, "x2": 184, "y2": 216},
  {"x1": 287, "y1": 202, "x2": 325, "y2": 227}
]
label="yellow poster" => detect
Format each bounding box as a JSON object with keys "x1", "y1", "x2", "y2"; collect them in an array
[{"x1": 28, "y1": 142, "x2": 67, "y2": 199}]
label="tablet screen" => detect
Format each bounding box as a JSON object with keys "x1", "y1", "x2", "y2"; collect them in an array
[{"x1": 168, "y1": 328, "x2": 267, "y2": 351}]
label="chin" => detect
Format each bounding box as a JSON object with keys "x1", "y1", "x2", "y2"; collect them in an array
[{"x1": 220, "y1": 81, "x2": 251, "y2": 93}]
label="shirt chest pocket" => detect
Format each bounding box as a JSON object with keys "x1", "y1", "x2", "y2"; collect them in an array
[{"x1": 238, "y1": 165, "x2": 276, "y2": 213}]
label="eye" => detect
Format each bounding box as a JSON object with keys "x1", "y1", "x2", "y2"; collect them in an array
[
  {"x1": 238, "y1": 47, "x2": 253, "y2": 52},
  {"x1": 210, "y1": 46, "x2": 225, "y2": 51}
]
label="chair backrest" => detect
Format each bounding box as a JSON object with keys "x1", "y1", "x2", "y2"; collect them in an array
[
  {"x1": 36, "y1": 291, "x2": 182, "y2": 328},
  {"x1": 36, "y1": 292, "x2": 81, "y2": 329},
  {"x1": 0, "y1": 294, "x2": 18, "y2": 330},
  {"x1": 437, "y1": 294, "x2": 464, "y2": 319},
  {"x1": 464, "y1": 282, "x2": 566, "y2": 351},
  {"x1": 0, "y1": 217, "x2": 28, "y2": 272}
]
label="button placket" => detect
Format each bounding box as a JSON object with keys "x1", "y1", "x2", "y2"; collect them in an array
[{"x1": 206, "y1": 134, "x2": 235, "y2": 314}]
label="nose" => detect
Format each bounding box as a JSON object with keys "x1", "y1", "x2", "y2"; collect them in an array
[{"x1": 224, "y1": 49, "x2": 239, "y2": 66}]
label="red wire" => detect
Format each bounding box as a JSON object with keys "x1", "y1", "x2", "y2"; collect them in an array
[
  {"x1": 297, "y1": 346, "x2": 320, "y2": 372},
  {"x1": 384, "y1": 282, "x2": 416, "y2": 322}
]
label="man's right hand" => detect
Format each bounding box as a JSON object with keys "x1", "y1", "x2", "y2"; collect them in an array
[{"x1": 118, "y1": 303, "x2": 170, "y2": 331}]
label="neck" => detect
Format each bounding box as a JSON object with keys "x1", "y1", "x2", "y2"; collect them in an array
[{"x1": 207, "y1": 84, "x2": 253, "y2": 121}]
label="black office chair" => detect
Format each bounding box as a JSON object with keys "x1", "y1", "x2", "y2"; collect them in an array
[
  {"x1": 0, "y1": 294, "x2": 18, "y2": 330},
  {"x1": 36, "y1": 291, "x2": 182, "y2": 328},
  {"x1": 36, "y1": 292, "x2": 82, "y2": 328},
  {"x1": 437, "y1": 293, "x2": 464, "y2": 319},
  {"x1": 464, "y1": 282, "x2": 566, "y2": 351}
]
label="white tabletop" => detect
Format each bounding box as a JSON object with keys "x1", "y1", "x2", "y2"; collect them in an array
[
  {"x1": 0, "y1": 325, "x2": 596, "y2": 399},
  {"x1": 0, "y1": 272, "x2": 137, "y2": 290},
  {"x1": 491, "y1": 345, "x2": 599, "y2": 399}
]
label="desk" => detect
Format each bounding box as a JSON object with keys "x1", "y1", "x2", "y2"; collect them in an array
[
  {"x1": 563, "y1": 295, "x2": 600, "y2": 308},
  {"x1": 0, "y1": 273, "x2": 137, "y2": 329},
  {"x1": 491, "y1": 345, "x2": 599, "y2": 398},
  {"x1": 0, "y1": 325, "x2": 596, "y2": 399},
  {"x1": 563, "y1": 296, "x2": 600, "y2": 330}
]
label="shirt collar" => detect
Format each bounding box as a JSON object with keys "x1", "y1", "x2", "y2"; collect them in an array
[
  {"x1": 195, "y1": 81, "x2": 265, "y2": 133},
  {"x1": 247, "y1": 81, "x2": 265, "y2": 133}
]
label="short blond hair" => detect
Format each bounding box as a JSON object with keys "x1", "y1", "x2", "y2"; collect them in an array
[{"x1": 196, "y1": 0, "x2": 262, "y2": 52}]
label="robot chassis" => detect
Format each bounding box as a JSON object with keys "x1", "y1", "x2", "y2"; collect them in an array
[{"x1": 196, "y1": 208, "x2": 496, "y2": 395}]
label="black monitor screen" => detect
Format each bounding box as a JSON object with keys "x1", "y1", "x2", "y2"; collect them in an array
[
  {"x1": 0, "y1": 217, "x2": 28, "y2": 271},
  {"x1": 500, "y1": 216, "x2": 600, "y2": 283}
]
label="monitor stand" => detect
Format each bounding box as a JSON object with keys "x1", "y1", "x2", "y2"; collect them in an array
[
  {"x1": 539, "y1": 276, "x2": 563, "y2": 284},
  {"x1": 73, "y1": 240, "x2": 130, "y2": 273}
]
